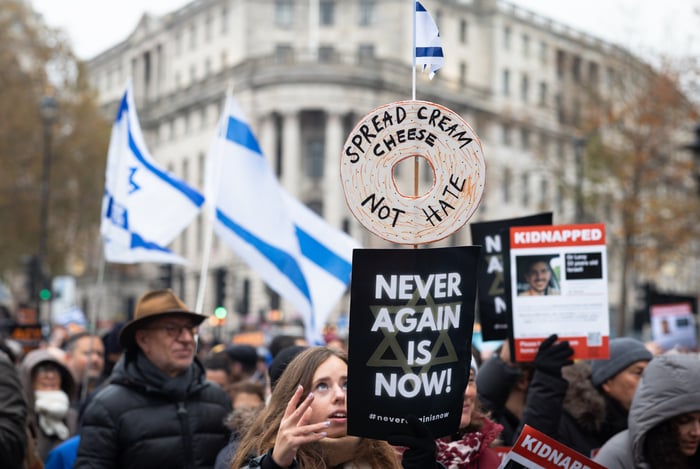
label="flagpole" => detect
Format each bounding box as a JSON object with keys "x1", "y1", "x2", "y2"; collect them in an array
[
  {"x1": 412, "y1": 0, "x2": 419, "y2": 249},
  {"x1": 412, "y1": 0, "x2": 417, "y2": 101},
  {"x1": 195, "y1": 87, "x2": 231, "y2": 316},
  {"x1": 82, "y1": 249, "x2": 106, "y2": 402}
]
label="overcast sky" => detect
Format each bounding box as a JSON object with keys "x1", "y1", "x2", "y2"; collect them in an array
[{"x1": 30, "y1": 0, "x2": 700, "y2": 61}]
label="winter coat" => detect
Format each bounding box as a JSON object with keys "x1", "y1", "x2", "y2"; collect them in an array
[
  {"x1": 594, "y1": 354, "x2": 700, "y2": 469},
  {"x1": 0, "y1": 350, "x2": 27, "y2": 469},
  {"x1": 19, "y1": 348, "x2": 77, "y2": 461},
  {"x1": 74, "y1": 351, "x2": 231, "y2": 469},
  {"x1": 517, "y1": 361, "x2": 625, "y2": 458},
  {"x1": 475, "y1": 354, "x2": 524, "y2": 446}
]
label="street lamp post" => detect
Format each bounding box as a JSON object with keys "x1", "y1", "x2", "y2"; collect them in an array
[{"x1": 37, "y1": 95, "x2": 58, "y2": 307}]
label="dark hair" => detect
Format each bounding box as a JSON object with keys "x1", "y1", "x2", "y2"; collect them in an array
[
  {"x1": 644, "y1": 414, "x2": 700, "y2": 469},
  {"x1": 269, "y1": 334, "x2": 305, "y2": 358},
  {"x1": 228, "y1": 381, "x2": 265, "y2": 407}
]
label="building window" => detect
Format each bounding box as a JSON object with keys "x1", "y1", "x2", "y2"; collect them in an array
[
  {"x1": 205, "y1": 15, "x2": 212, "y2": 42},
  {"x1": 318, "y1": 45, "x2": 335, "y2": 62},
  {"x1": 539, "y1": 40, "x2": 548, "y2": 63},
  {"x1": 190, "y1": 24, "x2": 197, "y2": 50},
  {"x1": 539, "y1": 177, "x2": 549, "y2": 208},
  {"x1": 359, "y1": 0, "x2": 375, "y2": 26},
  {"x1": 175, "y1": 31, "x2": 182, "y2": 56},
  {"x1": 275, "y1": 44, "x2": 294, "y2": 63},
  {"x1": 459, "y1": 19, "x2": 468, "y2": 44},
  {"x1": 572, "y1": 56, "x2": 581, "y2": 83},
  {"x1": 459, "y1": 62, "x2": 467, "y2": 85},
  {"x1": 522, "y1": 33, "x2": 530, "y2": 57},
  {"x1": 276, "y1": 0, "x2": 294, "y2": 27},
  {"x1": 538, "y1": 81, "x2": 547, "y2": 107},
  {"x1": 556, "y1": 49, "x2": 565, "y2": 78},
  {"x1": 502, "y1": 69, "x2": 510, "y2": 96},
  {"x1": 521, "y1": 173, "x2": 530, "y2": 206},
  {"x1": 204, "y1": 58, "x2": 211, "y2": 77},
  {"x1": 502, "y1": 167, "x2": 512, "y2": 203},
  {"x1": 358, "y1": 44, "x2": 375, "y2": 64},
  {"x1": 320, "y1": 0, "x2": 335, "y2": 26},
  {"x1": 521, "y1": 73, "x2": 529, "y2": 103},
  {"x1": 503, "y1": 25, "x2": 511, "y2": 50},
  {"x1": 221, "y1": 7, "x2": 228, "y2": 34},
  {"x1": 521, "y1": 128, "x2": 530, "y2": 150},
  {"x1": 502, "y1": 123, "x2": 512, "y2": 146},
  {"x1": 588, "y1": 61, "x2": 599, "y2": 88},
  {"x1": 307, "y1": 140, "x2": 324, "y2": 179}
]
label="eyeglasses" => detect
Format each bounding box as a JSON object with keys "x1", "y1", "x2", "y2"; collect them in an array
[
  {"x1": 146, "y1": 323, "x2": 198, "y2": 338},
  {"x1": 35, "y1": 364, "x2": 60, "y2": 375}
]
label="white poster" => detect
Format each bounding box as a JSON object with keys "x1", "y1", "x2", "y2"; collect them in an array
[
  {"x1": 650, "y1": 302, "x2": 697, "y2": 352},
  {"x1": 509, "y1": 223, "x2": 609, "y2": 361}
]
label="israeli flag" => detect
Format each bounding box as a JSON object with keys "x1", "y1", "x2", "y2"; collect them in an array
[
  {"x1": 100, "y1": 82, "x2": 204, "y2": 264},
  {"x1": 205, "y1": 94, "x2": 359, "y2": 344},
  {"x1": 415, "y1": 1, "x2": 444, "y2": 79}
]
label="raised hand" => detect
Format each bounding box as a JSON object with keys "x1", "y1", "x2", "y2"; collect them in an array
[{"x1": 271, "y1": 385, "x2": 331, "y2": 467}]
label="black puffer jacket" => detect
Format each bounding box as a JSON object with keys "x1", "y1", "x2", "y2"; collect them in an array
[
  {"x1": 519, "y1": 361, "x2": 625, "y2": 458},
  {"x1": 75, "y1": 352, "x2": 231, "y2": 469}
]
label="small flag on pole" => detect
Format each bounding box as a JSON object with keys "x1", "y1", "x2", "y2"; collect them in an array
[
  {"x1": 205, "y1": 93, "x2": 359, "y2": 344},
  {"x1": 100, "y1": 81, "x2": 204, "y2": 264},
  {"x1": 415, "y1": 0, "x2": 444, "y2": 79}
]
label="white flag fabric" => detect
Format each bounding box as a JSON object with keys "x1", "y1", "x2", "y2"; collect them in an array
[
  {"x1": 415, "y1": 0, "x2": 444, "y2": 79},
  {"x1": 205, "y1": 94, "x2": 359, "y2": 344},
  {"x1": 100, "y1": 82, "x2": 204, "y2": 264}
]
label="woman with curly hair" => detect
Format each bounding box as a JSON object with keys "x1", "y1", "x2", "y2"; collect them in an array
[
  {"x1": 230, "y1": 346, "x2": 402, "y2": 469},
  {"x1": 595, "y1": 354, "x2": 700, "y2": 469}
]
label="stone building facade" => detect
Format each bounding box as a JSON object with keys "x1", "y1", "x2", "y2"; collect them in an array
[{"x1": 85, "y1": 0, "x2": 642, "y2": 333}]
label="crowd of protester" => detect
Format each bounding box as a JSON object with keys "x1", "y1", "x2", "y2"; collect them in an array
[{"x1": 0, "y1": 288, "x2": 699, "y2": 468}]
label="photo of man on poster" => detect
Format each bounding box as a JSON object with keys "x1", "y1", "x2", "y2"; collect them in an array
[{"x1": 517, "y1": 255, "x2": 560, "y2": 297}]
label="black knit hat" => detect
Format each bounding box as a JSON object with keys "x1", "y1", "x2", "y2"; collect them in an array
[{"x1": 268, "y1": 345, "x2": 307, "y2": 390}]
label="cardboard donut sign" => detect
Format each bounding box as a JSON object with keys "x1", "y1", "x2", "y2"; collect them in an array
[{"x1": 341, "y1": 100, "x2": 486, "y2": 244}]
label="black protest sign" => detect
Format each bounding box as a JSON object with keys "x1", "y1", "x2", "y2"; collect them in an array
[
  {"x1": 347, "y1": 246, "x2": 480, "y2": 440},
  {"x1": 469, "y1": 213, "x2": 552, "y2": 340}
]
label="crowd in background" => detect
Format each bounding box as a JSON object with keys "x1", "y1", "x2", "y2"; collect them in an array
[{"x1": 0, "y1": 288, "x2": 699, "y2": 469}]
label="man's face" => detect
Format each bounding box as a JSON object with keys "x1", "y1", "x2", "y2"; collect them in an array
[
  {"x1": 601, "y1": 360, "x2": 649, "y2": 410},
  {"x1": 525, "y1": 261, "x2": 551, "y2": 294},
  {"x1": 66, "y1": 336, "x2": 105, "y2": 383},
  {"x1": 135, "y1": 315, "x2": 198, "y2": 377}
]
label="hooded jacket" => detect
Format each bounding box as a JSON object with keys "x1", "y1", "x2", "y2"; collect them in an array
[
  {"x1": 74, "y1": 351, "x2": 231, "y2": 469},
  {"x1": 19, "y1": 348, "x2": 77, "y2": 460},
  {"x1": 594, "y1": 354, "x2": 700, "y2": 468}
]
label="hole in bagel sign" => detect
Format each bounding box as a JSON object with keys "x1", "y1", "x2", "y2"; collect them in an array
[
  {"x1": 347, "y1": 247, "x2": 480, "y2": 440},
  {"x1": 341, "y1": 100, "x2": 486, "y2": 245}
]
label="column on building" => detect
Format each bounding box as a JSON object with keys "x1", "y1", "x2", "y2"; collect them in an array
[
  {"x1": 281, "y1": 111, "x2": 301, "y2": 196},
  {"x1": 323, "y1": 111, "x2": 344, "y2": 228},
  {"x1": 259, "y1": 113, "x2": 277, "y2": 173}
]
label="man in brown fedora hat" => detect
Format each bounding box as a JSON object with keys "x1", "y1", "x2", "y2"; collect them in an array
[{"x1": 75, "y1": 289, "x2": 231, "y2": 469}]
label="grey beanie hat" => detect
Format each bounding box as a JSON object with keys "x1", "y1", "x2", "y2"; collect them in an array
[{"x1": 590, "y1": 337, "x2": 652, "y2": 386}]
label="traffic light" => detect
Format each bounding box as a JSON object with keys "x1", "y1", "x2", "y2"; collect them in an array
[
  {"x1": 215, "y1": 267, "x2": 228, "y2": 308},
  {"x1": 22, "y1": 255, "x2": 40, "y2": 302},
  {"x1": 39, "y1": 275, "x2": 52, "y2": 301},
  {"x1": 158, "y1": 264, "x2": 173, "y2": 289}
]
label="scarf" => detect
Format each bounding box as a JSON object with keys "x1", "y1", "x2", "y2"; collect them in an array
[
  {"x1": 435, "y1": 418, "x2": 503, "y2": 469},
  {"x1": 35, "y1": 390, "x2": 70, "y2": 440}
]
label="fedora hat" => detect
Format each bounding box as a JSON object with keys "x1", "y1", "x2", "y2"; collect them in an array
[{"x1": 119, "y1": 289, "x2": 206, "y2": 348}]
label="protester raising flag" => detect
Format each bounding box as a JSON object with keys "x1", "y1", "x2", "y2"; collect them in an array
[
  {"x1": 415, "y1": 0, "x2": 444, "y2": 79},
  {"x1": 101, "y1": 82, "x2": 204, "y2": 264},
  {"x1": 205, "y1": 94, "x2": 358, "y2": 344}
]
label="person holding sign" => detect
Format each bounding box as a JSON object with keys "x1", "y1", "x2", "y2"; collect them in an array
[
  {"x1": 594, "y1": 354, "x2": 700, "y2": 469},
  {"x1": 517, "y1": 257, "x2": 559, "y2": 296},
  {"x1": 231, "y1": 347, "x2": 402, "y2": 469},
  {"x1": 433, "y1": 357, "x2": 503, "y2": 468}
]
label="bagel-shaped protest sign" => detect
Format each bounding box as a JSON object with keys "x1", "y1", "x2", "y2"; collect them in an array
[{"x1": 341, "y1": 100, "x2": 486, "y2": 245}]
